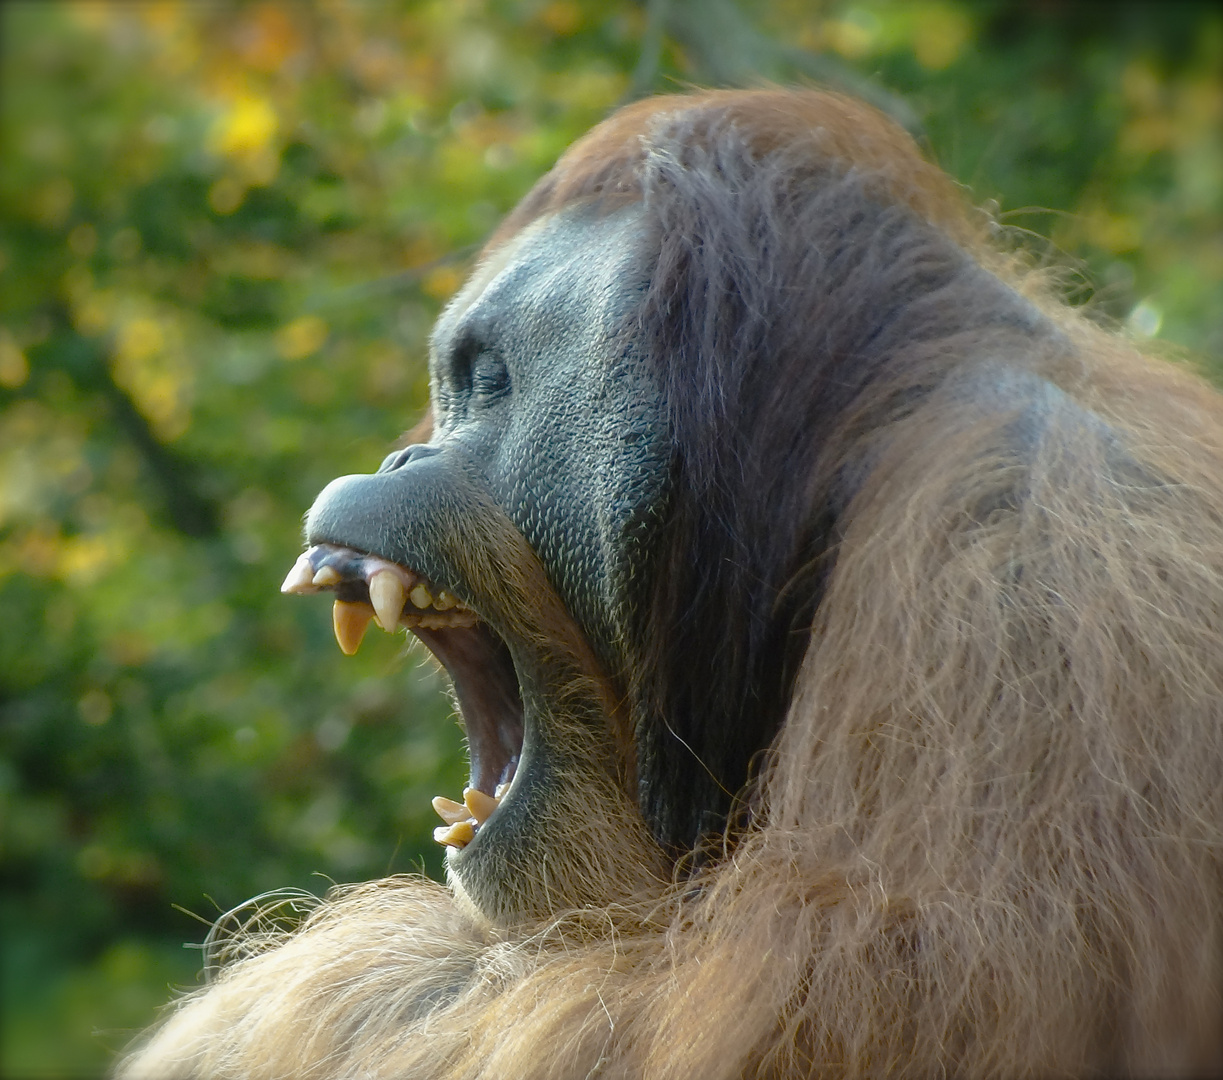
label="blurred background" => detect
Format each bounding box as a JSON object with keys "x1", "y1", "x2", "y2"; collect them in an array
[{"x1": 1, "y1": 1, "x2": 1219, "y2": 1075}]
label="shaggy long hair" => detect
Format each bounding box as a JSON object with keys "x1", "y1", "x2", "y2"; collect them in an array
[{"x1": 121, "y1": 90, "x2": 1223, "y2": 1078}]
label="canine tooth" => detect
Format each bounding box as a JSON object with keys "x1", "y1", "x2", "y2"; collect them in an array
[
  {"x1": 494, "y1": 782, "x2": 510, "y2": 799},
  {"x1": 431, "y1": 796, "x2": 471, "y2": 826},
  {"x1": 463, "y1": 787, "x2": 499, "y2": 825},
  {"x1": 333, "y1": 599, "x2": 373, "y2": 655},
  {"x1": 312, "y1": 564, "x2": 342, "y2": 587},
  {"x1": 281, "y1": 554, "x2": 315, "y2": 594},
  {"x1": 409, "y1": 583, "x2": 434, "y2": 609},
  {"x1": 369, "y1": 571, "x2": 406, "y2": 631},
  {"x1": 434, "y1": 589, "x2": 458, "y2": 611},
  {"x1": 434, "y1": 821, "x2": 474, "y2": 848}
]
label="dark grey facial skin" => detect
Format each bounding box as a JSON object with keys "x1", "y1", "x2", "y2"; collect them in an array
[
  {"x1": 426, "y1": 204, "x2": 669, "y2": 669},
  {"x1": 307, "y1": 203, "x2": 669, "y2": 653},
  {"x1": 303, "y1": 205, "x2": 673, "y2": 920}
]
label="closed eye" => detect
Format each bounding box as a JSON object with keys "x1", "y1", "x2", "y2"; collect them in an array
[{"x1": 471, "y1": 351, "x2": 510, "y2": 402}]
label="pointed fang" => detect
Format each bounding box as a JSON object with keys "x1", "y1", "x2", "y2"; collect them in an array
[
  {"x1": 369, "y1": 570, "x2": 406, "y2": 632},
  {"x1": 463, "y1": 787, "x2": 499, "y2": 825},
  {"x1": 281, "y1": 553, "x2": 315, "y2": 594},
  {"x1": 333, "y1": 599, "x2": 374, "y2": 655},
  {"x1": 434, "y1": 821, "x2": 474, "y2": 848}
]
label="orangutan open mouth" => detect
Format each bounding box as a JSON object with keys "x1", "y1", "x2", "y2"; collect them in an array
[{"x1": 281, "y1": 544, "x2": 524, "y2": 851}]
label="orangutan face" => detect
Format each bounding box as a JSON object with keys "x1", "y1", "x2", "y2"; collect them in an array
[{"x1": 282, "y1": 206, "x2": 670, "y2": 923}]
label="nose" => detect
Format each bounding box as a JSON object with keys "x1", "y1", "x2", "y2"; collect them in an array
[{"x1": 378, "y1": 443, "x2": 440, "y2": 473}]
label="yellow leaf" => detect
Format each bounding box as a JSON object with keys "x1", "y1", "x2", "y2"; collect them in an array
[
  {"x1": 116, "y1": 317, "x2": 164, "y2": 365},
  {"x1": 912, "y1": 4, "x2": 972, "y2": 71},
  {"x1": 0, "y1": 332, "x2": 29, "y2": 390},
  {"x1": 423, "y1": 266, "x2": 463, "y2": 301},
  {"x1": 538, "y1": 1, "x2": 581, "y2": 36},
  {"x1": 276, "y1": 316, "x2": 330, "y2": 361},
  {"x1": 209, "y1": 94, "x2": 279, "y2": 159}
]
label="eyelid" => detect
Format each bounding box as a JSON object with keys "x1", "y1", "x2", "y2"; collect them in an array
[
  {"x1": 439, "y1": 326, "x2": 508, "y2": 403},
  {"x1": 471, "y1": 350, "x2": 510, "y2": 398}
]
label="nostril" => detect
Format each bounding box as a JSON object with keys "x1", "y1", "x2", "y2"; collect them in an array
[{"x1": 379, "y1": 444, "x2": 439, "y2": 472}]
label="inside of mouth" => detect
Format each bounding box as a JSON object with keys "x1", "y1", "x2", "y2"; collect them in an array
[
  {"x1": 281, "y1": 545, "x2": 525, "y2": 848},
  {"x1": 413, "y1": 623, "x2": 522, "y2": 797}
]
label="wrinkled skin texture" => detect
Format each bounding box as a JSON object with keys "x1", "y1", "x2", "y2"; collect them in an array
[
  {"x1": 120, "y1": 90, "x2": 1223, "y2": 1079},
  {"x1": 306, "y1": 207, "x2": 671, "y2": 922}
]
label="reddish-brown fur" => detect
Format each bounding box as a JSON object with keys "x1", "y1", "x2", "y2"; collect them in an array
[
  {"x1": 492, "y1": 91, "x2": 976, "y2": 248},
  {"x1": 120, "y1": 90, "x2": 1223, "y2": 1078}
]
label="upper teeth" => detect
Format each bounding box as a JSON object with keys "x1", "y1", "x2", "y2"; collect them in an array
[
  {"x1": 333, "y1": 599, "x2": 373, "y2": 656},
  {"x1": 312, "y1": 565, "x2": 341, "y2": 587},
  {"x1": 281, "y1": 545, "x2": 477, "y2": 656},
  {"x1": 281, "y1": 553, "x2": 317, "y2": 593}
]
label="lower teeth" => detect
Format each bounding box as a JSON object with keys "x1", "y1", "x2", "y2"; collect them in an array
[
  {"x1": 429, "y1": 784, "x2": 510, "y2": 848},
  {"x1": 433, "y1": 821, "x2": 474, "y2": 848}
]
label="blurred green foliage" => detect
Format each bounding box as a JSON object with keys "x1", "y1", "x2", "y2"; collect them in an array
[{"x1": 1, "y1": 1, "x2": 1219, "y2": 1075}]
